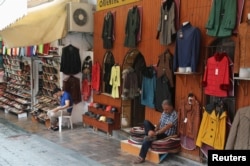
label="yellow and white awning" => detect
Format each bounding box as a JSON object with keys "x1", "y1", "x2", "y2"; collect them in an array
[{"x1": 0, "y1": 0, "x2": 70, "y2": 48}]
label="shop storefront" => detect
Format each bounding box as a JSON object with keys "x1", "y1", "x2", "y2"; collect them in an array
[{"x1": 1, "y1": 0, "x2": 250, "y2": 164}]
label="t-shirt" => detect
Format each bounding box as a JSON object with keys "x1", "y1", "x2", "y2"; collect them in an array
[{"x1": 60, "y1": 91, "x2": 73, "y2": 113}]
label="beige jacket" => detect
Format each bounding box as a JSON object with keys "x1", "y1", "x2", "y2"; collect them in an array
[{"x1": 225, "y1": 106, "x2": 250, "y2": 150}]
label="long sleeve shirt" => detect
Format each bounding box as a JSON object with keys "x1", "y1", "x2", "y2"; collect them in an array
[{"x1": 173, "y1": 23, "x2": 201, "y2": 72}]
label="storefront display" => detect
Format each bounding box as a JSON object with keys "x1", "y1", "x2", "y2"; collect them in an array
[
  {"x1": 1, "y1": 0, "x2": 250, "y2": 164},
  {"x1": 0, "y1": 55, "x2": 32, "y2": 118}
]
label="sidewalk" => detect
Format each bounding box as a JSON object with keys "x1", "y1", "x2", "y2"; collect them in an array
[{"x1": 0, "y1": 110, "x2": 206, "y2": 166}]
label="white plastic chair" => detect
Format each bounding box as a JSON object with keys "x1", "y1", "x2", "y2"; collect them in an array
[{"x1": 58, "y1": 106, "x2": 73, "y2": 132}]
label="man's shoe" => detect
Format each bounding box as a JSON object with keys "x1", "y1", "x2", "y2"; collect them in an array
[
  {"x1": 133, "y1": 156, "x2": 145, "y2": 164},
  {"x1": 144, "y1": 135, "x2": 157, "y2": 141},
  {"x1": 52, "y1": 126, "x2": 59, "y2": 131}
]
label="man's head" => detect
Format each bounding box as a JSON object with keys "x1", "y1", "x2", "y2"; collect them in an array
[
  {"x1": 52, "y1": 87, "x2": 62, "y2": 98},
  {"x1": 161, "y1": 99, "x2": 174, "y2": 113}
]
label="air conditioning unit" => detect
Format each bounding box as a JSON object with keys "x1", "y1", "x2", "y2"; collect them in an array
[{"x1": 67, "y1": 2, "x2": 94, "y2": 33}]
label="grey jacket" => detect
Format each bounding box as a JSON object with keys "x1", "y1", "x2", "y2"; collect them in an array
[
  {"x1": 157, "y1": 0, "x2": 176, "y2": 45},
  {"x1": 225, "y1": 106, "x2": 250, "y2": 150}
]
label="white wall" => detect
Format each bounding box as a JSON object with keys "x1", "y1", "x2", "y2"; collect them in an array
[{"x1": 58, "y1": 32, "x2": 94, "y2": 124}]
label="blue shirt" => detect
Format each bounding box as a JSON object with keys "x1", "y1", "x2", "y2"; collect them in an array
[
  {"x1": 60, "y1": 91, "x2": 73, "y2": 113},
  {"x1": 159, "y1": 110, "x2": 177, "y2": 136}
]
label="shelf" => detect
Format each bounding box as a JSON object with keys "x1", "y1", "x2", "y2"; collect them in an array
[
  {"x1": 4, "y1": 108, "x2": 27, "y2": 119},
  {"x1": 234, "y1": 77, "x2": 250, "y2": 81},
  {"x1": 6, "y1": 90, "x2": 31, "y2": 98},
  {"x1": 0, "y1": 97, "x2": 30, "y2": 110},
  {"x1": 32, "y1": 56, "x2": 60, "y2": 127},
  {"x1": 82, "y1": 104, "x2": 121, "y2": 135},
  {"x1": 174, "y1": 72, "x2": 201, "y2": 75},
  {"x1": 82, "y1": 115, "x2": 113, "y2": 135},
  {"x1": 3, "y1": 55, "x2": 32, "y2": 119},
  {"x1": 88, "y1": 106, "x2": 116, "y2": 119}
]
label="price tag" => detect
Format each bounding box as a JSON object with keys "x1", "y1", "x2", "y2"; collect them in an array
[
  {"x1": 215, "y1": 68, "x2": 219, "y2": 75},
  {"x1": 164, "y1": 14, "x2": 168, "y2": 20}
]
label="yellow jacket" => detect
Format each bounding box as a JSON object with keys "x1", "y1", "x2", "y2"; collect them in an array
[
  {"x1": 196, "y1": 108, "x2": 227, "y2": 150},
  {"x1": 109, "y1": 65, "x2": 120, "y2": 98}
]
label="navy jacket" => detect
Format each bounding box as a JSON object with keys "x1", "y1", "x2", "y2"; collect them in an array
[{"x1": 173, "y1": 23, "x2": 201, "y2": 72}]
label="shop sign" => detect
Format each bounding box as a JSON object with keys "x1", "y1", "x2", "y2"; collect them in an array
[{"x1": 97, "y1": 0, "x2": 141, "y2": 11}]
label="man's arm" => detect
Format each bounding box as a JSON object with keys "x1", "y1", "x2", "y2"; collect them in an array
[
  {"x1": 155, "y1": 123, "x2": 173, "y2": 135},
  {"x1": 154, "y1": 122, "x2": 161, "y2": 131},
  {"x1": 52, "y1": 100, "x2": 70, "y2": 112}
]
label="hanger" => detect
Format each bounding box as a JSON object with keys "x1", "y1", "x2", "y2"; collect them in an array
[
  {"x1": 164, "y1": 48, "x2": 169, "y2": 54},
  {"x1": 214, "y1": 98, "x2": 225, "y2": 115},
  {"x1": 163, "y1": 0, "x2": 173, "y2": 10}
]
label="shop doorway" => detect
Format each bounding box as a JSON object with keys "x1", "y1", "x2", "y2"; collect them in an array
[{"x1": 121, "y1": 49, "x2": 146, "y2": 128}]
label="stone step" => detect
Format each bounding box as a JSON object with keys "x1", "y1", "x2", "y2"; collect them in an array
[{"x1": 112, "y1": 129, "x2": 130, "y2": 141}]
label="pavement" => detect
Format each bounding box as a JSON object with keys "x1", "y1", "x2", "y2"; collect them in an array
[{"x1": 0, "y1": 109, "x2": 207, "y2": 166}]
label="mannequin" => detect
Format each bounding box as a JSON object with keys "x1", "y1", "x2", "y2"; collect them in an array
[
  {"x1": 178, "y1": 67, "x2": 192, "y2": 73},
  {"x1": 182, "y1": 21, "x2": 190, "y2": 26}
]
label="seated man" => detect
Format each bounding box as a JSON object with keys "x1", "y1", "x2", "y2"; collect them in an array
[
  {"x1": 47, "y1": 87, "x2": 73, "y2": 131},
  {"x1": 134, "y1": 99, "x2": 178, "y2": 164}
]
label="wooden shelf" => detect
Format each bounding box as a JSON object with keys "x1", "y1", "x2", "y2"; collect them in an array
[
  {"x1": 234, "y1": 77, "x2": 250, "y2": 80},
  {"x1": 82, "y1": 115, "x2": 113, "y2": 135},
  {"x1": 82, "y1": 105, "x2": 121, "y2": 135},
  {"x1": 88, "y1": 106, "x2": 116, "y2": 119}
]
